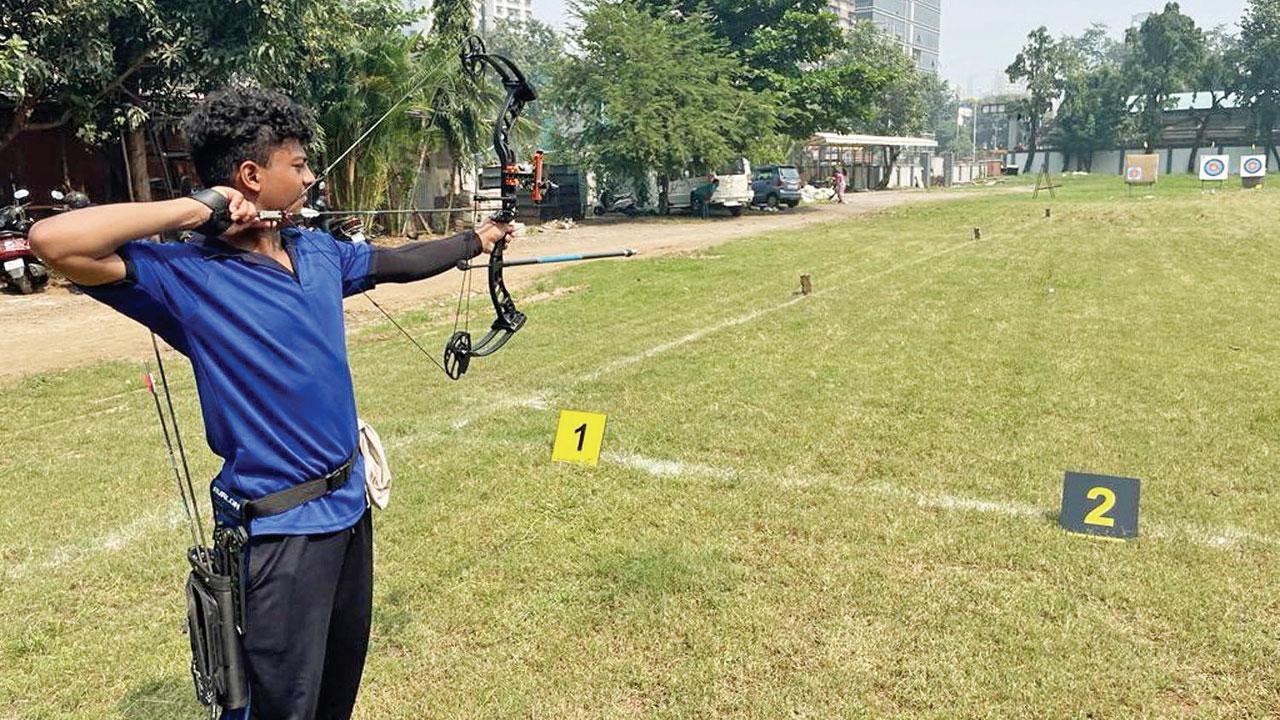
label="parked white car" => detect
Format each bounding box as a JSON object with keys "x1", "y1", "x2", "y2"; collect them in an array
[{"x1": 662, "y1": 159, "x2": 754, "y2": 217}]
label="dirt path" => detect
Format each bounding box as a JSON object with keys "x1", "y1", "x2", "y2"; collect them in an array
[{"x1": 0, "y1": 189, "x2": 959, "y2": 379}]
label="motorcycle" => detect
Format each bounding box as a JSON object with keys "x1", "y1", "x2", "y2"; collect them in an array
[
  {"x1": 299, "y1": 181, "x2": 367, "y2": 243},
  {"x1": 0, "y1": 188, "x2": 51, "y2": 294},
  {"x1": 331, "y1": 215, "x2": 368, "y2": 243},
  {"x1": 593, "y1": 189, "x2": 640, "y2": 217}
]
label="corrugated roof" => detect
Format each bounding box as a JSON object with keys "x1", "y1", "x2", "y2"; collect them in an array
[
  {"x1": 809, "y1": 132, "x2": 939, "y2": 149},
  {"x1": 1127, "y1": 91, "x2": 1242, "y2": 112}
]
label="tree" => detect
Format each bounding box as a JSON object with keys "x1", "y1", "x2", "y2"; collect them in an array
[
  {"x1": 1239, "y1": 0, "x2": 1280, "y2": 163},
  {"x1": 554, "y1": 0, "x2": 775, "y2": 203},
  {"x1": 1060, "y1": 23, "x2": 1127, "y2": 68},
  {"x1": 1185, "y1": 28, "x2": 1242, "y2": 171},
  {"x1": 483, "y1": 18, "x2": 571, "y2": 148},
  {"x1": 0, "y1": 0, "x2": 414, "y2": 200},
  {"x1": 1054, "y1": 64, "x2": 1130, "y2": 171},
  {"x1": 1123, "y1": 2, "x2": 1205, "y2": 150},
  {"x1": 416, "y1": 0, "x2": 493, "y2": 228},
  {"x1": 1006, "y1": 26, "x2": 1068, "y2": 173},
  {"x1": 922, "y1": 75, "x2": 972, "y2": 157},
  {"x1": 1053, "y1": 25, "x2": 1130, "y2": 171},
  {"x1": 630, "y1": 0, "x2": 885, "y2": 140},
  {"x1": 842, "y1": 22, "x2": 929, "y2": 187},
  {"x1": 311, "y1": 28, "x2": 426, "y2": 218}
]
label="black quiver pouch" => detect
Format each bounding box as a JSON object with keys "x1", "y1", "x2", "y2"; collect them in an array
[{"x1": 185, "y1": 537, "x2": 249, "y2": 710}]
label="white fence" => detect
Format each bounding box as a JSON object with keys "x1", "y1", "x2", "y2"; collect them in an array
[
  {"x1": 1006, "y1": 147, "x2": 1277, "y2": 176},
  {"x1": 929, "y1": 157, "x2": 991, "y2": 185}
]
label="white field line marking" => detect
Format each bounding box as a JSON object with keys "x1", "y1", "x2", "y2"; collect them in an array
[
  {"x1": 911, "y1": 491, "x2": 1044, "y2": 519},
  {"x1": 24, "y1": 403, "x2": 128, "y2": 433},
  {"x1": 604, "y1": 450, "x2": 738, "y2": 480},
  {"x1": 5, "y1": 500, "x2": 187, "y2": 582},
  {"x1": 892, "y1": 485, "x2": 1278, "y2": 549},
  {"x1": 432, "y1": 239, "x2": 980, "y2": 437},
  {"x1": 12, "y1": 239, "x2": 979, "y2": 581},
  {"x1": 579, "y1": 240, "x2": 979, "y2": 385},
  {"x1": 604, "y1": 452, "x2": 1280, "y2": 552},
  {"x1": 449, "y1": 393, "x2": 549, "y2": 431}
]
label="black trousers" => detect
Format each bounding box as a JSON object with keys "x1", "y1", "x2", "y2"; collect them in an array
[{"x1": 235, "y1": 509, "x2": 373, "y2": 720}]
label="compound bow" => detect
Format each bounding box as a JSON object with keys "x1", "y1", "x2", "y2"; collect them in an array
[
  {"x1": 442, "y1": 36, "x2": 549, "y2": 380},
  {"x1": 263, "y1": 36, "x2": 633, "y2": 381}
]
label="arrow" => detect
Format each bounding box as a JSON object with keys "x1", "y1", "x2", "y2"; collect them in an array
[{"x1": 456, "y1": 249, "x2": 637, "y2": 271}]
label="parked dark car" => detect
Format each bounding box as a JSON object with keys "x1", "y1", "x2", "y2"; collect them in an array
[{"x1": 751, "y1": 164, "x2": 802, "y2": 208}]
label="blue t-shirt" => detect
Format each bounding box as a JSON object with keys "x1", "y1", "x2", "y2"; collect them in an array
[{"x1": 81, "y1": 228, "x2": 376, "y2": 536}]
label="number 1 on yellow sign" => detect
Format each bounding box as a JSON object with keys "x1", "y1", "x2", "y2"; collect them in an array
[{"x1": 552, "y1": 410, "x2": 608, "y2": 466}]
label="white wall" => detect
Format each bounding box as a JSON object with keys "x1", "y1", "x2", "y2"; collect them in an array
[{"x1": 1007, "y1": 148, "x2": 1277, "y2": 176}]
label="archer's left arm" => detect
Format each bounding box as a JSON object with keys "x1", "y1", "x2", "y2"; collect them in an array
[
  {"x1": 367, "y1": 230, "x2": 483, "y2": 285},
  {"x1": 363, "y1": 219, "x2": 517, "y2": 286}
]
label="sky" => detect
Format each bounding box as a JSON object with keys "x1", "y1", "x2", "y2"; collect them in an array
[{"x1": 530, "y1": 0, "x2": 1249, "y2": 97}]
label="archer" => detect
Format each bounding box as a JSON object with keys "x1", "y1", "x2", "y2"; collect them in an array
[{"x1": 28, "y1": 85, "x2": 518, "y2": 720}]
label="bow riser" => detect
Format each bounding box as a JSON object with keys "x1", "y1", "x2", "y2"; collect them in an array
[{"x1": 445, "y1": 36, "x2": 547, "y2": 379}]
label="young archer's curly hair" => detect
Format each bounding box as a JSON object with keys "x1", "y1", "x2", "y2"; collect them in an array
[{"x1": 184, "y1": 86, "x2": 317, "y2": 188}]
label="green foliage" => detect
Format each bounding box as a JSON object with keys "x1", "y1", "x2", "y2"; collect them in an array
[
  {"x1": 1123, "y1": 2, "x2": 1205, "y2": 148},
  {"x1": 629, "y1": 0, "x2": 883, "y2": 139},
  {"x1": 312, "y1": 29, "x2": 426, "y2": 214},
  {"x1": 1053, "y1": 25, "x2": 1131, "y2": 169},
  {"x1": 483, "y1": 18, "x2": 571, "y2": 150},
  {"x1": 1239, "y1": 0, "x2": 1280, "y2": 152},
  {"x1": 1195, "y1": 28, "x2": 1244, "y2": 104},
  {"x1": 922, "y1": 74, "x2": 973, "y2": 157},
  {"x1": 841, "y1": 22, "x2": 926, "y2": 138},
  {"x1": 0, "y1": 0, "x2": 416, "y2": 152},
  {"x1": 555, "y1": 0, "x2": 775, "y2": 190},
  {"x1": 1006, "y1": 26, "x2": 1069, "y2": 170},
  {"x1": 422, "y1": 0, "x2": 493, "y2": 200},
  {"x1": 1054, "y1": 64, "x2": 1129, "y2": 170},
  {"x1": 1059, "y1": 22, "x2": 1127, "y2": 69}
]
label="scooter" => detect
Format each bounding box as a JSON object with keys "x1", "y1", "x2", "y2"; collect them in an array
[
  {"x1": 593, "y1": 189, "x2": 640, "y2": 217},
  {"x1": 0, "y1": 189, "x2": 51, "y2": 294}
]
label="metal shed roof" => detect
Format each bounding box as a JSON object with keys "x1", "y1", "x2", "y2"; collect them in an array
[{"x1": 809, "y1": 132, "x2": 939, "y2": 149}]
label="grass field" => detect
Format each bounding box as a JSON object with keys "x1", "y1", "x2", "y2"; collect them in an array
[{"x1": 2, "y1": 175, "x2": 1279, "y2": 718}]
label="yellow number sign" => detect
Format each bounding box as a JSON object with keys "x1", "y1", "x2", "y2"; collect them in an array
[{"x1": 551, "y1": 409, "x2": 608, "y2": 466}]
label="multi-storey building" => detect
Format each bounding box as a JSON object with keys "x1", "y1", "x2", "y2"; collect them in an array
[
  {"x1": 827, "y1": 0, "x2": 941, "y2": 74},
  {"x1": 475, "y1": 0, "x2": 534, "y2": 30},
  {"x1": 404, "y1": 0, "x2": 534, "y2": 32}
]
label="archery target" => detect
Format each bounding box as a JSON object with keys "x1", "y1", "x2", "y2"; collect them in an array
[
  {"x1": 1199, "y1": 154, "x2": 1230, "y2": 181},
  {"x1": 1241, "y1": 154, "x2": 1267, "y2": 178},
  {"x1": 1124, "y1": 155, "x2": 1158, "y2": 185}
]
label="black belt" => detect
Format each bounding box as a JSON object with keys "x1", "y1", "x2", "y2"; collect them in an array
[{"x1": 239, "y1": 453, "x2": 357, "y2": 521}]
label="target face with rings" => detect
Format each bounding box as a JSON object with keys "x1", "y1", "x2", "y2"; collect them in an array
[
  {"x1": 1199, "y1": 155, "x2": 1230, "y2": 180},
  {"x1": 1242, "y1": 155, "x2": 1267, "y2": 177}
]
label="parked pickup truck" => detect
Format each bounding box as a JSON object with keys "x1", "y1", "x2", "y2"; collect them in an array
[{"x1": 662, "y1": 159, "x2": 754, "y2": 217}]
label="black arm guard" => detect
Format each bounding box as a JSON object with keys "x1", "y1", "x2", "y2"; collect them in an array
[{"x1": 189, "y1": 189, "x2": 232, "y2": 238}]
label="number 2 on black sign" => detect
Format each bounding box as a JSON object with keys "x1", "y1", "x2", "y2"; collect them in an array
[{"x1": 1084, "y1": 486, "x2": 1117, "y2": 528}]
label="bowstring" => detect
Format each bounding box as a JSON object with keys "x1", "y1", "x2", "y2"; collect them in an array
[{"x1": 294, "y1": 52, "x2": 475, "y2": 376}]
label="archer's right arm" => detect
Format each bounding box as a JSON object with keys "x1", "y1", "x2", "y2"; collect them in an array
[{"x1": 27, "y1": 199, "x2": 215, "y2": 286}]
